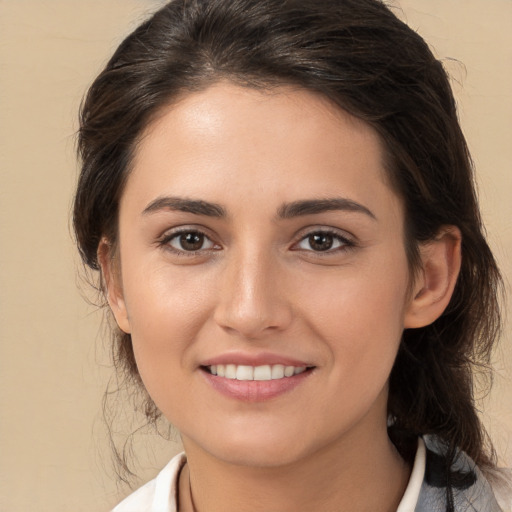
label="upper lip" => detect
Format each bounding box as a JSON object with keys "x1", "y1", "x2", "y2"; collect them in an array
[{"x1": 200, "y1": 351, "x2": 314, "y2": 368}]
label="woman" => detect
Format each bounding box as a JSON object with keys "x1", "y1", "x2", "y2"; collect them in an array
[{"x1": 73, "y1": 0, "x2": 509, "y2": 510}]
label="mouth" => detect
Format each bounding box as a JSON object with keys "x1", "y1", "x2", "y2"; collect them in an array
[
  {"x1": 201, "y1": 364, "x2": 315, "y2": 381},
  {"x1": 199, "y1": 354, "x2": 316, "y2": 401}
]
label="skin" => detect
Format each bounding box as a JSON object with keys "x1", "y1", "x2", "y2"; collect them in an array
[{"x1": 102, "y1": 82, "x2": 461, "y2": 512}]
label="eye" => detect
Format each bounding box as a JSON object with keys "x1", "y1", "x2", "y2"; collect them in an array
[
  {"x1": 165, "y1": 230, "x2": 217, "y2": 252},
  {"x1": 294, "y1": 231, "x2": 352, "y2": 252}
]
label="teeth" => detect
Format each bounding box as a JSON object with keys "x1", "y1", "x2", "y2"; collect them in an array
[
  {"x1": 236, "y1": 365, "x2": 254, "y2": 380},
  {"x1": 207, "y1": 364, "x2": 308, "y2": 381},
  {"x1": 284, "y1": 366, "x2": 295, "y2": 377},
  {"x1": 253, "y1": 365, "x2": 271, "y2": 381},
  {"x1": 225, "y1": 364, "x2": 237, "y2": 379},
  {"x1": 271, "y1": 364, "x2": 285, "y2": 379}
]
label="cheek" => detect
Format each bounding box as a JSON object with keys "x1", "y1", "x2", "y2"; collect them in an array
[
  {"x1": 298, "y1": 276, "x2": 407, "y2": 428},
  {"x1": 125, "y1": 256, "x2": 213, "y2": 325},
  {"x1": 297, "y1": 261, "x2": 409, "y2": 372},
  {"x1": 120, "y1": 262, "x2": 216, "y2": 382}
]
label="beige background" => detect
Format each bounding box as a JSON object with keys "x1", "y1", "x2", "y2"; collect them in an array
[{"x1": 0, "y1": 1, "x2": 510, "y2": 510}]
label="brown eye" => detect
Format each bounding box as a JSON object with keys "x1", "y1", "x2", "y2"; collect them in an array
[
  {"x1": 294, "y1": 230, "x2": 352, "y2": 253},
  {"x1": 168, "y1": 231, "x2": 215, "y2": 252},
  {"x1": 308, "y1": 233, "x2": 334, "y2": 251}
]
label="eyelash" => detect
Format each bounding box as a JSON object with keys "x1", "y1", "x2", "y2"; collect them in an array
[
  {"x1": 157, "y1": 227, "x2": 356, "y2": 257},
  {"x1": 292, "y1": 228, "x2": 355, "y2": 254}
]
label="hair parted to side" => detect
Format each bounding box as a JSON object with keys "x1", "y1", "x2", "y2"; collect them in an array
[{"x1": 74, "y1": 0, "x2": 502, "y2": 484}]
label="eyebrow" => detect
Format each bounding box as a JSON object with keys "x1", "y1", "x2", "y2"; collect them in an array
[
  {"x1": 142, "y1": 196, "x2": 226, "y2": 217},
  {"x1": 142, "y1": 196, "x2": 376, "y2": 221},
  {"x1": 277, "y1": 198, "x2": 376, "y2": 220}
]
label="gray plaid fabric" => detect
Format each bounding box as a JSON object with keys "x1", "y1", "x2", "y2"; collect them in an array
[{"x1": 416, "y1": 436, "x2": 502, "y2": 512}]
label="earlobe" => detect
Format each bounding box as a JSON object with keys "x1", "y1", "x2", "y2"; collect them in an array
[
  {"x1": 404, "y1": 226, "x2": 462, "y2": 329},
  {"x1": 97, "y1": 238, "x2": 132, "y2": 334}
]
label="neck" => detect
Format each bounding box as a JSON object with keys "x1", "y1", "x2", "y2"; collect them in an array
[{"x1": 178, "y1": 424, "x2": 411, "y2": 512}]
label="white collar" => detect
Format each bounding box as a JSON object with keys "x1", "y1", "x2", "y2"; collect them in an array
[{"x1": 396, "y1": 437, "x2": 426, "y2": 512}]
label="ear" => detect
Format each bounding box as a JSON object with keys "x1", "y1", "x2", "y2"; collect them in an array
[
  {"x1": 404, "y1": 226, "x2": 462, "y2": 329},
  {"x1": 97, "y1": 238, "x2": 131, "y2": 334}
]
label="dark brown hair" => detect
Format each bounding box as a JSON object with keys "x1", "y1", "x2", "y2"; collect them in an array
[{"x1": 74, "y1": 0, "x2": 502, "y2": 489}]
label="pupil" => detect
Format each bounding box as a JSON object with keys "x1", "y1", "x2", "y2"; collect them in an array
[
  {"x1": 181, "y1": 232, "x2": 204, "y2": 251},
  {"x1": 309, "y1": 233, "x2": 333, "y2": 251}
]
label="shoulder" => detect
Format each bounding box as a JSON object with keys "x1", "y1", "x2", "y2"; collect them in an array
[
  {"x1": 488, "y1": 468, "x2": 512, "y2": 512},
  {"x1": 416, "y1": 435, "x2": 508, "y2": 512},
  {"x1": 111, "y1": 452, "x2": 186, "y2": 512}
]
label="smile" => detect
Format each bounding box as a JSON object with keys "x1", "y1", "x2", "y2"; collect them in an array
[{"x1": 207, "y1": 364, "x2": 308, "y2": 381}]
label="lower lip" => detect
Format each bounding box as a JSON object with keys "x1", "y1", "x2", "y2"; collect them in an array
[{"x1": 201, "y1": 368, "x2": 313, "y2": 402}]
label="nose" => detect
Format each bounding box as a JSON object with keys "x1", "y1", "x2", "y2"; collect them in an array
[{"x1": 213, "y1": 248, "x2": 293, "y2": 340}]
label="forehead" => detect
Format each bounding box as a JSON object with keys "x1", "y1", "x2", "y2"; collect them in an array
[
  {"x1": 138, "y1": 82, "x2": 382, "y2": 157},
  {"x1": 126, "y1": 82, "x2": 401, "y2": 221}
]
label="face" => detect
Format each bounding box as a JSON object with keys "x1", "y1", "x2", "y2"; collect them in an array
[{"x1": 107, "y1": 82, "x2": 417, "y2": 468}]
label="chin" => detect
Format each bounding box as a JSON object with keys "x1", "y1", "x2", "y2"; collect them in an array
[
  {"x1": 209, "y1": 442, "x2": 308, "y2": 468},
  {"x1": 184, "y1": 422, "x2": 332, "y2": 469}
]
